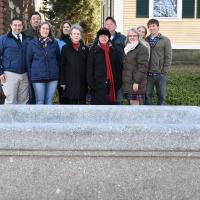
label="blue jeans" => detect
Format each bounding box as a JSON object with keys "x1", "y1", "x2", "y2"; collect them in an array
[
  {"x1": 32, "y1": 81, "x2": 58, "y2": 104},
  {"x1": 145, "y1": 74, "x2": 166, "y2": 105}
]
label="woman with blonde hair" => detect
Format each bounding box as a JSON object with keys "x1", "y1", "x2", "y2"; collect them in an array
[
  {"x1": 122, "y1": 28, "x2": 149, "y2": 105},
  {"x1": 137, "y1": 25, "x2": 150, "y2": 56}
]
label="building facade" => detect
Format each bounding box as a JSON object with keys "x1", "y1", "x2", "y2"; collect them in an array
[
  {"x1": 101, "y1": 0, "x2": 200, "y2": 50},
  {"x1": 0, "y1": 0, "x2": 35, "y2": 34}
]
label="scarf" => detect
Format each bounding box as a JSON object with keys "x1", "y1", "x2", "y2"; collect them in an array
[
  {"x1": 124, "y1": 41, "x2": 139, "y2": 55},
  {"x1": 60, "y1": 34, "x2": 71, "y2": 44},
  {"x1": 72, "y1": 42, "x2": 79, "y2": 51},
  {"x1": 148, "y1": 33, "x2": 161, "y2": 48},
  {"x1": 100, "y1": 43, "x2": 116, "y2": 104},
  {"x1": 39, "y1": 37, "x2": 52, "y2": 48}
]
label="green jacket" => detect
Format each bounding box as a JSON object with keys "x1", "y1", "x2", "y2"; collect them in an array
[
  {"x1": 122, "y1": 43, "x2": 149, "y2": 94},
  {"x1": 147, "y1": 34, "x2": 172, "y2": 74},
  {"x1": 23, "y1": 27, "x2": 38, "y2": 39}
]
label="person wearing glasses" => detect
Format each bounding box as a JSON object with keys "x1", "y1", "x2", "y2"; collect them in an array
[
  {"x1": 87, "y1": 28, "x2": 121, "y2": 105},
  {"x1": 122, "y1": 28, "x2": 149, "y2": 105}
]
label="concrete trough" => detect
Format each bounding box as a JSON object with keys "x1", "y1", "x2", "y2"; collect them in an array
[{"x1": 0, "y1": 105, "x2": 199, "y2": 200}]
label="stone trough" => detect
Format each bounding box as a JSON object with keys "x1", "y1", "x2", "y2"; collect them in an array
[{"x1": 0, "y1": 105, "x2": 199, "y2": 200}]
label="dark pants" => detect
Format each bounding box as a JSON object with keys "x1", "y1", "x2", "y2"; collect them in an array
[
  {"x1": 28, "y1": 83, "x2": 35, "y2": 104},
  {"x1": 57, "y1": 86, "x2": 67, "y2": 104},
  {"x1": 145, "y1": 74, "x2": 167, "y2": 105},
  {"x1": 65, "y1": 98, "x2": 86, "y2": 105}
]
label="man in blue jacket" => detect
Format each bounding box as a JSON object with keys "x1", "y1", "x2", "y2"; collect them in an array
[
  {"x1": 24, "y1": 11, "x2": 42, "y2": 104},
  {"x1": 105, "y1": 16, "x2": 126, "y2": 104},
  {"x1": 0, "y1": 17, "x2": 29, "y2": 104}
]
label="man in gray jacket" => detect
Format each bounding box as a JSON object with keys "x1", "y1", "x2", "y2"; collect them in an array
[
  {"x1": 23, "y1": 11, "x2": 41, "y2": 39},
  {"x1": 146, "y1": 19, "x2": 172, "y2": 105}
]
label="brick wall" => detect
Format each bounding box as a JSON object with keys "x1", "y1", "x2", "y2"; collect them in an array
[
  {"x1": 0, "y1": 0, "x2": 7, "y2": 34},
  {"x1": 0, "y1": 0, "x2": 35, "y2": 35}
]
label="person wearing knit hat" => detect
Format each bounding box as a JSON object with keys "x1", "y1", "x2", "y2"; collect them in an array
[
  {"x1": 96, "y1": 28, "x2": 111, "y2": 39},
  {"x1": 87, "y1": 28, "x2": 121, "y2": 105}
]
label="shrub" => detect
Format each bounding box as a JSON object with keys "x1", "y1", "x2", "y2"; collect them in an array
[{"x1": 166, "y1": 65, "x2": 200, "y2": 106}]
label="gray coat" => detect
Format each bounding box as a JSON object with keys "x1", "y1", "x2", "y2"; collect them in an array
[{"x1": 122, "y1": 43, "x2": 149, "y2": 94}]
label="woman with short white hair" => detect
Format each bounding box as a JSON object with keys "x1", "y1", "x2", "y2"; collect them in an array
[{"x1": 60, "y1": 24, "x2": 89, "y2": 104}]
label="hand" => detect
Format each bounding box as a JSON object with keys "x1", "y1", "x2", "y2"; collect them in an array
[
  {"x1": 60, "y1": 84, "x2": 66, "y2": 90},
  {"x1": 0, "y1": 74, "x2": 6, "y2": 84},
  {"x1": 133, "y1": 83, "x2": 139, "y2": 92}
]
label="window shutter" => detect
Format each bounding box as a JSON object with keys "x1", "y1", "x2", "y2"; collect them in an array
[
  {"x1": 182, "y1": 0, "x2": 195, "y2": 18},
  {"x1": 197, "y1": 0, "x2": 200, "y2": 18},
  {"x1": 136, "y1": 0, "x2": 149, "y2": 18}
]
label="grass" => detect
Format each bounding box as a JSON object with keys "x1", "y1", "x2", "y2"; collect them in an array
[{"x1": 0, "y1": 65, "x2": 199, "y2": 105}]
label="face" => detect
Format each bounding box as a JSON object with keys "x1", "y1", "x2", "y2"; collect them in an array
[
  {"x1": 40, "y1": 24, "x2": 50, "y2": 38},
  {"x1": 99, "y1": 34, "x2": 109, "y2": 44},
  {"x1": 70, "y1": 29, "x2": 81, "y2": 44},
  {"x1": 105, "y1": 19, "x2": 116, "y2": 34},
  {"x1": 148, "y1": 23, "x2": 159, "y2": 36},
  {"x1": 138, "y1": 27, "x2": 147, "y2": 38},
  {"x1": 128, "y1": 31, "x2": 139, "y2": 43},
  {"x1": 30, "y1": 14, "x2": 41, "y2": 29},
  {"x1": 62, "y1": 23, "x2": 71, "y2": 35},
  {"x1": 10, "y1": 20, "x2": 23, "y2": 35}
]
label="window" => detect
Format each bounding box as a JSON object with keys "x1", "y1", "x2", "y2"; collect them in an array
[
  {"x1": 136, "y1": 0, "x2": 149, "y2": 18},
  {"x1": 136, "y1": 0, "x2": 197, "y2": 19},
  {"x1": 153, "y1": 0, "x2": 177, "y2": 17},
  {"x1": 182, "y1": 0, "x2": 195, "y2": 18},
  {"x1": 197, "y1": 0, "x2": 200, "y2": 18},
  {"x1": 149, "y1": 0, "x2": 182, "y2": 19}
]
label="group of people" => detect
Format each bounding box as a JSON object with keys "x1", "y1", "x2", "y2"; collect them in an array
[{"x1": 0, "y1": 11, "x2": 172, "y2": 105}]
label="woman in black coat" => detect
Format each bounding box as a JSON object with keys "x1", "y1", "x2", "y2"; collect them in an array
[
  {"x1": 87, "y1": 28, "x2": 121, "y2": 105},
  {"x1": 60, "y1": 24, "x2": 89, "y2": 104}
]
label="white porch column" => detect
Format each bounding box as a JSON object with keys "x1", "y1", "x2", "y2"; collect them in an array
[{"x1": 114, "y1": 0, "x2": 124, "y2": 33}]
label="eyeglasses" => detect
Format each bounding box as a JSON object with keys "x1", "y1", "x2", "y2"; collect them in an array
[{"x1": 128, "y1": 35, "x2": 138, "y2": 38}]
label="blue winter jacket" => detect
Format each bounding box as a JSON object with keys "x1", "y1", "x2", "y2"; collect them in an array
[
  {"x1": 26, "y1": 38, "x2": 60, "y2": 81},
  {"x1": 0, "y1": 32, "x2": 29, "y2": 75},
  {"x1": 111, "y1": 32, "x2": 126, "y2": 67},
  {"x1": 56, "y1": 38, "x2": 66, "y2": 52}
]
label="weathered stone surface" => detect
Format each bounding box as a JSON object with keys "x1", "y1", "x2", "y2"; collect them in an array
[{"x1": 0, "y1": 105, "x2": 199, "y2": 200}]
